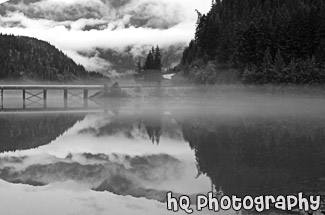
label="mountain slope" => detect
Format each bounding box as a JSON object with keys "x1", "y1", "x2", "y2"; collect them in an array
[{"x1": 0, "y1": 34, "x2": 90, "y2": 81}]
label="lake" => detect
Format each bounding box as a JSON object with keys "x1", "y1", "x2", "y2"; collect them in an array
[{"x1": 0, "y1": 86, "x2": 325, "y2": 215}]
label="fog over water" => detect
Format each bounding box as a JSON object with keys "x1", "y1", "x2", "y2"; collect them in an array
[{"x1": 0, "y1": 85, "x2": 325, "y2": 214}]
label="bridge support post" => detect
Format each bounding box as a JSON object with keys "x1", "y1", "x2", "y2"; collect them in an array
[
  {"x1": 43, "y1": 89, "x2": 47, "y2": 108},
  {"x1": 23, "y1": 89, "x2": 26, "y2": 109},
  {"x1": 0, "y1": 88, "x2": 3, "y2": 109},
  {"x1": 83, "y1": 89, "x2": 88, "y2": 108},
  {"x1": 63, "y1": 89, "x2": 68, "y2": 108}
]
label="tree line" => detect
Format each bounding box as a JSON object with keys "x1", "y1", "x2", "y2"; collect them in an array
[
  {"x1": 137, "y1": 46, "x2": 162, "y2": 74},
  {"x1": 180, "y1": 0, "x2": 325, "y2": 84}
]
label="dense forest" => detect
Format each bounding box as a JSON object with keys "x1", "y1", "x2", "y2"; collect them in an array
[
  {"x1": 180, "y1": 0, "x2": 325, "y2": 84},
  {"x1": 0, "y1": 34, "x2": 105, "y2": 81}
]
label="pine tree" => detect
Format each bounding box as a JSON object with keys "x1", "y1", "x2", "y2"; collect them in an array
[
  {"x1": 154, "y1": 46, "x2": 162, "y2": 70},
  {"x1": 144, "y1": 51, "x2": 154, "y2": 70},
  {"x1": 137, "y1": 60, "x2": 142, "y2": 74},
  {"x1": 142, "y1": 46, "x2": 162, "y2": 72}
]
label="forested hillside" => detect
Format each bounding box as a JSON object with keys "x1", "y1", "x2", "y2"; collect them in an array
[
  {"x1": 0, "y1": 34, "x2": 100, "y2": 81},
  {"x1": 181, "y1": 0, "x2": 325, "y2": 84}
]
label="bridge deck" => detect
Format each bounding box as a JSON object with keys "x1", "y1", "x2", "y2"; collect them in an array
[
  {"x1": 0, "y1": 85, "x2": 191, "y2": 90},
  {"x1": 0, "y1": 85, "x2": 103, "y2": 90}
]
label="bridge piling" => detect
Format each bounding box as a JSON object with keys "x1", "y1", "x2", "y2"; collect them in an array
[
  {"x1": 83, "y1": 89, "x2": 88, "y2": 108},
  {"x1": 0, "y1": 88, "x2": 3, "y2": 109},
  {"x1": 23, "y1": 89, "x2": 26, "y2": 109},
  {"x1": 43, "y1": 89, "x2": 47, "y2": 108},
  {"x1": 64, "y1": 89, "x2": 68, "y2": 108}
]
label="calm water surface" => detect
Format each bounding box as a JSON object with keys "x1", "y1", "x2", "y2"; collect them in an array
[{"x1": 0, "y1": 88, "x2": 325, "y2": 215}]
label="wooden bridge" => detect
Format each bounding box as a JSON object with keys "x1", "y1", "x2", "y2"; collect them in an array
[
  {"x1": 0, "y1": 85, "x2": 104, "y2": 110},
  {"x1": 0, "y1": 84, "x2": 190, "y2": 112}
]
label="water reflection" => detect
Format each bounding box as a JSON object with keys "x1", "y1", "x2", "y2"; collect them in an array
[
  {"x1": 0, "y1": 110, "x2": 211, "y2": 204},
  {"x1": 0, "y1": 113, "x2": 85, "y2": 152},
  {"x1": 182, "y1": 115, "x2": 325, "y2": 197},
  {"x1": 0, "y1": 94, "x2": 324, "y2": 214}
]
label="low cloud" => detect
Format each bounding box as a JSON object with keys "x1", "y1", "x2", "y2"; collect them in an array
[
  {"x1": 64, "y1": 50, "x2": 111, "y2": 72},
  {"x1": 0, "y1": 0, "x2": 211, "y2": 71}
]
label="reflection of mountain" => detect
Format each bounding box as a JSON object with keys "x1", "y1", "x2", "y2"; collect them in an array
[
  {"x1": 181, "y1": 116, "x2": 325, "y2": 197},
  {"x1": 0, "y1": 114, "x2": 85, "y2": 152}
]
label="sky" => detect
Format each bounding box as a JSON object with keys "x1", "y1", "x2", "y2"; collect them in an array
[{"x1": 0, "y1": 0, "x2": 211, "y2": 71}]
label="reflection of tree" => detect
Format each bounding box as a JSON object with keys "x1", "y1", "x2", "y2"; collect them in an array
[
  {"x1": 142, "y1": 119, "x2": 162, "y2": 145},
  {"x1": 0, "y1": 114, "x2": 85, "y2": 152},
  {"x1": 79, "y1": 113, "x2": 164, "y2": 145},
  {"x1": 181, "y1": 116, "x2": 325, "y2": 197}
]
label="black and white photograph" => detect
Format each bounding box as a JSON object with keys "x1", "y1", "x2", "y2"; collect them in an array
[{"x1": 0, "y1": 0, "x2": 325, "y2": 214}]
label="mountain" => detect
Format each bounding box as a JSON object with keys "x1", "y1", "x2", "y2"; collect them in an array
[{"x1": 0, "y1": 34, "x2": 85, "y2": 80}]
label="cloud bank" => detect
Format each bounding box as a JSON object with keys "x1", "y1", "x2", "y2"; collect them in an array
[{"x1": 0, "y1": 0, "x2": 211, "y2": 72}]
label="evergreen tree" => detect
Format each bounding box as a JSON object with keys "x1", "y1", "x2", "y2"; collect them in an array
[
  {"x1": 154, "y1": 46, "x2": 162, "y2": 70},
  {"x1": 142, "y1": 46, "x2": 162, "y2": 71},
  {"x1": 137, "y1": 60, "x2": 142, "y2": 74},
  {"x1": 144, "y1": 51, "x2": 154, "y2": 70}
]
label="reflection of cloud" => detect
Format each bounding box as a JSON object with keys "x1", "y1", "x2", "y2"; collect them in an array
[
  {"x1": 0, "y1": 180, "x2": 209, "y2": 215},
  {"x1": 0, "y1": 153, "x2": 187, "y2": 200},
  {"x1": 0, "y1": 0, "x2": 211, "y2": 70}
]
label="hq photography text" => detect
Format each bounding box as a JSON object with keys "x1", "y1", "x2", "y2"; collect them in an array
[{"x1": 166, "y1": 192, "x2": 323, "y2": 213}]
